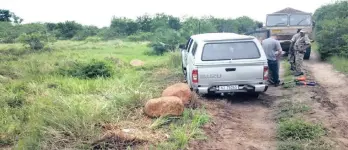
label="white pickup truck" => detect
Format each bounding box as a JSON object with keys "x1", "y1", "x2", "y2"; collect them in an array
[{"x1": 179, "y1": 33, "x2": 269, "y2": 97}]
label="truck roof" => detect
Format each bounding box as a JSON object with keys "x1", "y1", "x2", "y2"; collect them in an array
[
  {"x1": 191, "y1": 33, "x2": 254, "y2": 42},
  {"x1": 272, "y1": 7, "x2": 308, "y2": 14}
]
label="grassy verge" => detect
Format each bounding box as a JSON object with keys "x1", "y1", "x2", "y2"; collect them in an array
[
  {"x1": 275, "y1": 99, "x2": 330, "y2": 150},
  {"x1": 281, "y1": 61, "x2": 296, "y2": 89},
  {"x1": 0, "y1": 40, "x2": 208, "y2": 149},
  {"x1": 329, "y1": 56, "x2": 348, "y2": 74},
  {"x1": 275, "y1": 61, "x2": 331, "y2": 150}
]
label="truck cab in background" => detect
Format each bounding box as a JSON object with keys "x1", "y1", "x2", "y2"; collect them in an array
[{"x1": 264, "y1": 7, "x2": 314, "y2": 59}]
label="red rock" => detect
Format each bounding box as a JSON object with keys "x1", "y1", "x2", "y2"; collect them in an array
[
  {"x1": 144, "y1": 96, "x2": 184, "y2": 118},
  {"x1": 162, "y1": 83, "x2": 191, "y2": 104}
]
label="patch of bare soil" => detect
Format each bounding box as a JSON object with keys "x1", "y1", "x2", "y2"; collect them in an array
[
  {"x1": 188, "y1": 66, "x2": 288, "y2": 150},
  {"x1": 189, "y1": 95, "x2": 277, "y2": 150},
  {"x1": 302, "y1": 52, "x2": 348, "y2": 149}
]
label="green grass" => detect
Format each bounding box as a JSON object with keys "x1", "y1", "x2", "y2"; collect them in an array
[
  {"x1": 154, "y1": 109, "x2": 210, "y2": 150},
  {"x1": 276, "y1": 100, "x2": 311, "y2": 122},
  {"x1": 329, "y1": 56, "x2": 348, "y2": 74},
  {"x1": 277, "y1": 119, "x2": 328, "y2": 150},
  {"x1": 0, "y1": 40, "x2": 207, "y2": 149},
  {"x1": 277, "y1": 119, "x2": 325, "y2": 142},
  {"x1": 275, "y1": 60, "x2": 330, "y2": 150},
  {"x1": 311, "y1": 42, "x2": 318, "y2": 52},
  {"x1": 281, "y1": 60, "x2": 296, "y2": 89}
]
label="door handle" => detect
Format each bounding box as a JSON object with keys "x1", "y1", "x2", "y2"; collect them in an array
[{"x1": 225, "y1": 68, "x2": 236, "y2": 72}]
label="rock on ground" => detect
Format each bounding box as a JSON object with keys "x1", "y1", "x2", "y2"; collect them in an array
[
  {"x1": 162, "y1": 83, "x2": 191, "y2": 104},
  {"x1": 130, "y1": 59, "x2": 144, "y2": 67},
  {"x1": 144, "y1": 96, "x2": 184, "y2": 118}
]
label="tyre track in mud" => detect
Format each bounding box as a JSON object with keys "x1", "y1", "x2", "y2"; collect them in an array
[
  {"x1": 303, "y1": 52, "x2": 348, "y2": 149},
  {"x1": 188, "y1": 68, "x2": 288, "y2": 150}
]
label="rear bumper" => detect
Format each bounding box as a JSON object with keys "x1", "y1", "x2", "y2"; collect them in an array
[{"x1": 195, "y1": 84, "x2": 268, "y2": 94}]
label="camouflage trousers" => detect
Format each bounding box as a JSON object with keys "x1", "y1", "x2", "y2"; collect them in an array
[
  {"x1": 288, "y1": 51, "x2": 295, "y2": 68},
  {"x1": 295, "y1": 51, "x2": 304, "y2": 73}
]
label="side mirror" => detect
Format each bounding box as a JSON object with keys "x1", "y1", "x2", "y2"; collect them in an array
[{"x1": 179, "y1": 44, "x2": 186, "y2": 49}]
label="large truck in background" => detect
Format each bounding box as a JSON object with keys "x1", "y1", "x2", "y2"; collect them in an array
[{"x1": 246, "y1": 7, "x2": 314, "y2": 59}]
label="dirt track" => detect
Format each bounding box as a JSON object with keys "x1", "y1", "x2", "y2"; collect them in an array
[
  {"x1": 304, "y1": 52, "x2": 348, "y2": 149},
  {"x1": 189, "y1": 68, "x2": 287, "y2": 150},
  {"x1": 188, "y1": 51, "x2": 348, "y2": 150}
]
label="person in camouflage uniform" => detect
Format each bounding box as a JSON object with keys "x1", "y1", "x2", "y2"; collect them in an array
[
  {"x1": 289, "y1": 29, "x2": 302, "y2": 71},
  {"x1": 293, "y1": 29, "x2": 310, "y2": 76}
]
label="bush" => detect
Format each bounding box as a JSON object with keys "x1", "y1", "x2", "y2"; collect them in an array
[
  {"x1": 59, "y1": 60, "x2": 114, "y2": 79},
  {"x1": 315, "y1": 19, "x2": 348, "y2": 60},
  {"x1": 17, "y1": 32, "x2": 56, "y2": 50},
  {"x1": 313, "y1": 1, "x2": 348, "y2": 60},
  {"x1": 148, "y1": 42, "x2": 167, "y2": 55},
  {"x1": 147, "y1": 28, "x2": 183, "y2": 55}
]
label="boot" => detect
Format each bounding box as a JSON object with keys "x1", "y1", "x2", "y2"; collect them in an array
[{"x1": 294, "y1": 72, "x2": 304, "y2": 76}]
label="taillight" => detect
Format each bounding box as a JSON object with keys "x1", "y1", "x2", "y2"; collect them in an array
[
  {"x1": 263, "y1": 66, "x2": 268, "y2": 80},
  {"x1": 192, "y1": 69, "x2": 198, "y2": 84}
]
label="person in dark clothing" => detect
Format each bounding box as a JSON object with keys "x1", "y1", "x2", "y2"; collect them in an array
[{"x1": 262, "y1": 34, "x2": 283, "y2": 87}]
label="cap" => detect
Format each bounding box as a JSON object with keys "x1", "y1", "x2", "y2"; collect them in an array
[{"x1": 299, "y1": 29, "x2": 306, "y2": 33}]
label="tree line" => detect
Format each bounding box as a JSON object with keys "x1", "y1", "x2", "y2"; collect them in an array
[{"x1": 0, "y1": 9, "x2": 262, "y2": 54}]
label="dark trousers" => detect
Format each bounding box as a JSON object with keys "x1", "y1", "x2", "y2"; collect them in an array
[{"x1": 268, "y1": 59, "x2": 280, "y2": 84}]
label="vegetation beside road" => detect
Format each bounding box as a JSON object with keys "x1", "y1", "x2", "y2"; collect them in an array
[
  {"x1": 0, "y1": 8, "x2": 265, "y2": 149},
  {"x1": 313, "y1": 1, "x2": 348, "y2": 74},
  {"x1": 0, "y1": 40, "x2": 209, "y2": 149}
]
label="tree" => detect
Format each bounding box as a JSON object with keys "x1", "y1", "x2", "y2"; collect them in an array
[
  {"x1": 235, "y1": 16, "x2": 260, "y2": 33},
  {"x1": 168, "y1": 16, "x2": 181, "y2": 30},
  {"x1": 136, "y1": 14, "x2": 153, "y2": 32},
  {"x1": 0, "y1": 9, "x2": 11, "y2": 22},
  {"x1": 55, "y1": 21, "x2": 83, "y2": 39},
  {"x1": 110, "y1": 17, "x2": 139, "y2": 36},
  {"x1": 10, "y1": 12, "x2": 23, "y2": 24}
]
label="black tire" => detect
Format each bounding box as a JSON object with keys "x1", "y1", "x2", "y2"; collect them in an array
[{"x1": 304, "y1": 46, "x2": 311, "y2": 60}]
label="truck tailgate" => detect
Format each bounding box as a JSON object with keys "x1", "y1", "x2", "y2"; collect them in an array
[{"x1": 197, "y1": 61, "x2": 266, "y2": 86}]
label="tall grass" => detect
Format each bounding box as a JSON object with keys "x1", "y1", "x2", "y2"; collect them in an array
[
  {"x1": 329, "y1": 56, "x2": 348, "y2": 74},
  {"x1": 0, "y1": 40, "x2": 198, "y2": 149}
]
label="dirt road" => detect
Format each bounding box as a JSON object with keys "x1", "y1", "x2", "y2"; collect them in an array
[
  {"x1": 188, "y1": 51, "x2": 348, "y2": 150},
  {"x1": 304, "y1": 52, "x2": 348, "y2": 149},
  {"x1": 189, "y1": 68, "x2": 288, "y2": 150}
]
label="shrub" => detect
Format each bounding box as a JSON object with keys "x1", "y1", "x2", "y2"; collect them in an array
[
  {"x1": 148, "y1": 42, "x2": 167, "y2": 55},
  {"x1": 59, "y1": 60, "x2": 114, "y2": 79},
  {"x1": 313, "y1": 1, "x2": 348, "y2": 60},
  {"x1": 147, "y1": 28, "x2": 183, "y2": 55},
  {"x1": 17, "y1": 32, "x2": 56, "y2": 50},
  {"x1": 315, "y1": 19, "x2": 348, "y2": 60},
  {"x1": 153, "y1": 28, "x2": 182, "y2": 51}
]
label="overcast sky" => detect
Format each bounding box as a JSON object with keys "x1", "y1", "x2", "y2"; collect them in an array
[{"x1": 2, "y1": 0, "x2": 335, "y2": 27}]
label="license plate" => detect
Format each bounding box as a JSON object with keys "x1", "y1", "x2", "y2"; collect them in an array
[
  {"x1": 272, "y1": 29, "x2": 282, "y2": 33},
  {"x1": 218, "y1": 85, "x2": 239, "y2": 91}
]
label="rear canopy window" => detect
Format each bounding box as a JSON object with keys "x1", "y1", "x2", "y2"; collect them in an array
[{"x1": 201, "y1": 41, "x2": 260, "y2": 61}]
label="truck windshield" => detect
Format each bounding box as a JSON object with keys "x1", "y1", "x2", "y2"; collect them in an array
[
  {"x1": 289, "y1": 14, "x2": 311, "y2": 26},
  {"x1": 266, "y1": 14, "x2": 288, "y2": 26},
  {"x1": 201, "y1": 41, "x2": 260, "y2": 61}
]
